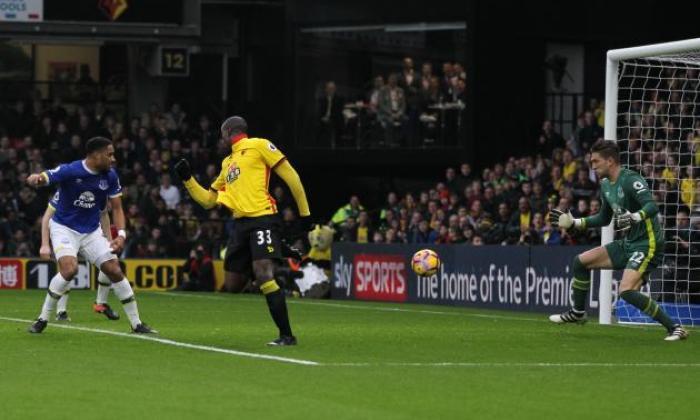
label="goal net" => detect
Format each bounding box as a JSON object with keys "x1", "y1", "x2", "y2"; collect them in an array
[{"x1": 605, "y1": 39, "x2": 700, "y2": 326}]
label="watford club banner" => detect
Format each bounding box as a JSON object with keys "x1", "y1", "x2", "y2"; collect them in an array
[
  {"x1": 0, "y1": 258, "x2": 225, "y2": 291},
  {"x1": 0, "y1": 259, "x2": 25, "y2": 289},
  {"x1": 330, "y1": 244, "x2": 617, "y2": 314}
]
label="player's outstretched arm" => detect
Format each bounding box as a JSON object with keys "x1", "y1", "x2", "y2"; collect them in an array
[
  {"x1": 26, "y1": 172, "x2": 49, "y2": 188},
  {"x1": 580, "y1": 196, "x2": 613, "y2": 229},
  {"x1": 175, "y1": 159, "x2": 219, "y2": 209},
  {"x1": 548, "y1": 208, "x2": 578, "y2": 230},
  {"x1": 39, "y1": 205, "x2": 55, "y2": 259},
  {"x1": 28, "y1": 164, "x2": 72, "y2": 188},
  {"x1": 109, "y1": 196, "x2": 127, "y2": 254},
  {"x1": 274, "y1": 160, "x2": 311, "y2": 227}
]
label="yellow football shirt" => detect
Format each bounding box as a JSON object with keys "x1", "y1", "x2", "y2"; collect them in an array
[
  {"x1": 210, "y1": 137, "x2": 286, "y2": 218},
  {"x1": 563, "y1": 161, "x2": 578, "y2": 180}
]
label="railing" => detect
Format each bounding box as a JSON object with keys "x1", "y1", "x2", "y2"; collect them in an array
[
  {"x1": 545, "y1": 92, "x2": 585, "y2": 139},
  {"x1": 297, "y1": 100, "x2": 467, "y2": 150}
]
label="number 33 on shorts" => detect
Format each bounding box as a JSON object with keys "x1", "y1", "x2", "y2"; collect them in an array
[{"x1": 256, "y1": 229, "x2": 272, "y2": 245}]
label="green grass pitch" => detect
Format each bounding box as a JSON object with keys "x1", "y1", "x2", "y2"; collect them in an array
[{"x1": 1, "y1": 290, "x2": 697, "y2": 419}]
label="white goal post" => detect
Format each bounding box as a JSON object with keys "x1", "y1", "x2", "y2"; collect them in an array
[{"x1": 601, "y1": 38, "x2": 700, "y2": 325}]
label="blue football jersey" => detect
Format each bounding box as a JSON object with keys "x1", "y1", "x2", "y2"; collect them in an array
[{"x1": 44, "y1": 160, "x2": 122, "y2": 233}]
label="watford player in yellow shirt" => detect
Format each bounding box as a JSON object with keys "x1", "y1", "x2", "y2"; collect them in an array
[{"x1": 174, "y1": 116, "x2": 311, "y2": 346}]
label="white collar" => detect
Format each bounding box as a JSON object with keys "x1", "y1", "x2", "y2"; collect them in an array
[{"x1": 82, "y1": 160, "x2": 99, "y2": 175}]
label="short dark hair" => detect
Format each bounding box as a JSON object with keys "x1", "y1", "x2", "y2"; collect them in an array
[
  {"x1": 85, "y1": 137, "x2": 112, "y2": 154},
  {"x1": 591, "y1": 139, "x2": 620, "y2": 162},
  {"x1": 220, "y1": 115, "x2": 247, "y2": 138}
]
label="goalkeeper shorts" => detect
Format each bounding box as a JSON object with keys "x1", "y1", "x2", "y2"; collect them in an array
[{"x1": 604, "y1": 239, "x2": 663, "y2": 275}]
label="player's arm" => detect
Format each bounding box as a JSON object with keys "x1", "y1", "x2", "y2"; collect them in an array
[
  {"x1": 549, "y1": 196, "x2": 612, "y2": 230},
  {"x1": 580, "y1": 196, "x2": 613, "y2": 229},
  {"x1": 27, "y1": 164, "x2": 69, "y2": 187},
  {"x1": 274, "y1": 160, "x2": 310, "y2": 217},
  {"x1": 104, "y1": 171, "x2": 126, "y2": 252},
  {"x1": 108, "y1": 196, "x2": 127, "y2": 254},
  {"x1": 100, "y1": 208, "x2": 113, "y2": 240},
  {"x1": 39, "y1": 205, "x2": 56, "y2": 259},
  {"x1": 174, "y1": 159, "x2": 219, "y2": 209},
  {"x1": 259, "y1": 140, "x2": 312, "y2": 229}
]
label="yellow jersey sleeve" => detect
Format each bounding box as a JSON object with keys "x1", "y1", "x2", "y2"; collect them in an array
[
  {"x1": 255, "y1": 139, "x2": 286, "y2": 168},
  {"x1": 211, "y1": 157, "x2": 229, "y2": 191}
]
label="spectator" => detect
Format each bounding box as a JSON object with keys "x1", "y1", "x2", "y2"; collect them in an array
[
  {"x1": 63, "y1": 135, "x2": 83, "y2": 162},
  {"x1": 368, "y1": 75, "x2": 385, "y2": 114},
  {"x1": 331, "y1": 195, "x2": 364, "y2": 227},
  {"x1": 159, "y1": 173, "x2": 181, "y2": 210},
  {"x1": 380, "y1": 192, "x2": 401, "y2": 221},
  {"x1": 407, "y1": 220, "x2": 437, "y2": 244},
  {"x1": 372, "y1": 231, "x2": 385, "y2": 243},
  {"x1": 572, "y1": 168, "x2": 596, "y2": 201},
  {"x1": 529, "y1": 181, "x2": 548, "y2": 214},
  {"x1": 388, "y1": 227, "x2": 405, "y2": 244},
  {"x1": 378, "y1": 74, "x2": 406, "y2": 147},
  {"x1": 317, "y1": 81, "x2": 344, "y2": 147},
  {"x1": 355, "y1": 211, "x2": 373, "y2": 244},
  {"x1": 193, "y1": 115, "x2": 219, "y2": 149},
  {"x1": 577, "y1": 111, "x2": 603, "y2": 151},
  {"x1": 340, "y1": 217, "x2": 358, "y2": 242},
  {"x1": 442, "y1": 167, "x2": 459, "y2": 195},
  {"x1": 178, "y1": 243, "x2": 215, "y2": 292},
  {"x1": 281, "y1": 207, "x2": 304, "y2": 246},
  {"x1": 536, "y1": 120, "x2": 565, "y2": 156},
  {"x1": 441, "y1": 62, "x2": 454, "y2": 95},
  {"x1": 399, "y1": 58, "x2": 419, "y2": 103},
  {"x1": 562, "y1": 149, "x2": 578, "y2": 181},
  {"x1": 508, "y1": 196, "x2": 533, "y2": 241}
]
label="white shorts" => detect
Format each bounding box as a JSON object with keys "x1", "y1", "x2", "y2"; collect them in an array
[{"x1": 49, "y1": 219, "x2": 116, "y2": 268}]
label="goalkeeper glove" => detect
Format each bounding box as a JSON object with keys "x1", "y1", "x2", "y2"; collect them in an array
[
  {"x1": 548, "y1": 208, "x2": 580, "y2": 230},
  {"x1": 615, "y1": 210, "x2": 643, "y2": 230},
  {"x1": 174, "y1": 159, "x2": 192, "y2": 181}
]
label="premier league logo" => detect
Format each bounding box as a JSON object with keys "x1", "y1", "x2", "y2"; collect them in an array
[{"x1": 99, "y1": 179, "x2": 109, "y2": 190}]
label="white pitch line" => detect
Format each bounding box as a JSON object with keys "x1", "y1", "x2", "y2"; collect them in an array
[
  {"x1": 5, "y1": 316, "x2": 696, "y2": 369},
  {"x1": 323, "y1": 362, "x2": 700, "y2": 368},
  {"x1": 152, "y1": 292, "x2": 546, "y2": 323},
  {"x1": 0, "y1": 316, "x2": 318, "y2": 366}
]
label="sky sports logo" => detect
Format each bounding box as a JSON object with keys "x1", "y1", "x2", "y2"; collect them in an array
[{"x1": 333, "y1": 254, "x2": 407, "y2": 302}]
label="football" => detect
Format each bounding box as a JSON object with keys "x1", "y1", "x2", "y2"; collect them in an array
[{"x1": 411, "y1": 249, "x2": 440, "y2": 276}]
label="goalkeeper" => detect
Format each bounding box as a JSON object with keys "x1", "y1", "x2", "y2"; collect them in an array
[
  {"x1": 174, "y1": 116, "x2": 311, "y2": 346},
  {"x1": 548, "y1": 140, "x2": 687, "y2": 341}
]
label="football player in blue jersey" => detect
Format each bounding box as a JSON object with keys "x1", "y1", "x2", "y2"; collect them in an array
[
  {"x1": 25, "y1": 137, "x2": 155, "y2": 334},
  {"x1": 40, "y1": 201, "x2": 120, "y2": 322}
]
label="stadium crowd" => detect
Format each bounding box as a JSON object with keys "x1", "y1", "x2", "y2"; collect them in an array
[
  {"x1": 0, "y1": 95, "x2": 247, "y2": 258},
  {"x1": 2, "y1": 65, "x2": 700, "y2": 259},
  {"x1": 316, "y1": 57, "x2": 467, "y2": 149},
  {"x1": 331, "y1": 100, "x2": 700, "y2": 248}
]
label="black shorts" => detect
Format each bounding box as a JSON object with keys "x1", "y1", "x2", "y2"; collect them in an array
[{"x1": 224, "y1": 215, "x2": 283, "y2": 273}]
